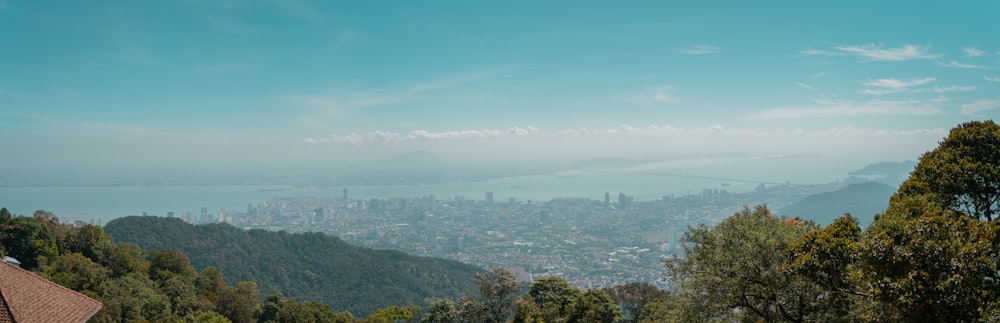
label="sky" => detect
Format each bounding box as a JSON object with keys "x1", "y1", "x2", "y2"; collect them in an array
[{"x1": 2, "y1": 1, "x2": 999, "y2": 179}]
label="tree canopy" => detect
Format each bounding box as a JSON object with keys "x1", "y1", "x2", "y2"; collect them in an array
[{"x1": 896, "y1": 120, "x2": 1000, "y2": 221}]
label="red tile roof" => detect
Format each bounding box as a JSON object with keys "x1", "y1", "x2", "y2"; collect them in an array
[{"x1": 0, "y1": 261, "x2": 103, "y2": 323}]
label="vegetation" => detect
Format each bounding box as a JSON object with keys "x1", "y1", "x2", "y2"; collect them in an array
[
  {"x1": 657, "y1": 120, "x2": 1000, "y2": 322},
  {"x1": 3, "y1": 119, "x2": 999, "y2": 322},
  {"x1": 896, "y1": 120, "x2": 1000, "y2": 221},
  {"x1": 103, "y1": 216, "x2": 481, "y2": 316}
]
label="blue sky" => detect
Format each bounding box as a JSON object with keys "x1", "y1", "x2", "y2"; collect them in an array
[{"x1": 1, "y1": 1, "x2": 998, "y2": 177}]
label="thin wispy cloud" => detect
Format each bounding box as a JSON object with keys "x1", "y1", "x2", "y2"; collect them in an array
[
  {"x1": 795, "y1": 82, "x2": 816, "y2": 90},
  {"x1": 294, "y1": 67, "x2": 511, "y2": 120},
  {"x1": 800, "y1": 44, "x2": 942, "y2": 62},
  {"x1": 809, "y1": 72, "x2": 826, "y2": 79},
  {"x1": 747, "y1": 97, "x2": 945, "y2": 119},
  {"x1": 307, "y1": 126, "x2": 542, "y2": 144},
  {"x1": 937, "y1": 60, "x2": 989, "y2": 69},
  {"x1": 961, "y1": 100, "x2": 1000, "y2": 116},
  {"x1": 928, "y1": 85, "x2": 976, "y2": 93},
  {"x1": 963, "y1": 46, "x2": 985, "y2": 57},
  {"x1": 625, "y1": 86, "x2": 679, "y2": 104},
  {"x1": 306, "y1": 123, "x2": 946, "y2": 149},
  {"x1": 985, "y1": 76, "x2": 1000, "y2": 82},
  {"x1": 678, "y1": 45, "x2": 722, "y2": 55},
  {"x1": 859, "y1": 77, "x2": 935, "y2": 95},
  {"x1": 653, "y1": 86, "x2": 678, "y2": 103}
]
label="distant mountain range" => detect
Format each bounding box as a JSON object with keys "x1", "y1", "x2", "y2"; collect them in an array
[
  {"x1": 777, "y1": 182, "x2": 897, "y2": 226},
  {"x1": 105, "y1": 216, "x2": 481, "y2": 316},
  {"x1": 849, "y1": 160, "x2": 916, "y2": 176}
]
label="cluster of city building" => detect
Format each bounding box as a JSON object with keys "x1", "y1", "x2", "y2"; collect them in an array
[{"x1": 169, "y1": 183, "x2": 840, "y2": 289}]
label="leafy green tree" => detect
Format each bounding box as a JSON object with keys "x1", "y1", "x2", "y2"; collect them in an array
[
  {"x1": 0, "y1": 207, "x2": 11, "y2": 223},
  {"x1": 217, "y1": 281, "x2": 262, "y2": 323},
  {"x1": 197, "y1": 266, "x2": 227, "y2": 304},
  {"x1": 896, "y1": 120, "x2": 1000, "y2": 221},
  {"x1": 99, "y1": 272, "x2": 173, "y2": 322},
  {"x1": 665, "y1": 205, "x2": 822, "y2": 322},
  {"x1": 856, "y1": 194, "x2": 1000, "y2": 321},
  {"x1": 150, "y1": 249, "x2": 198, "y2": 281},
  {"x1": 566, "y1": 289, "x2": 622, "y2": 323},
  {"x1": 604, "y1": 282, "x2": 667, "y2": 323},
  {"x1": 369, "y1": 305, "x2": 414, "y2": 322},
  {"x1": 473, "y1": 268, "x2": 522, "y2": 323},
  {"x1": 511, "y1": 296, "x2": 544, "y2": 323},
  {"x1": 162, "y1": 274, "x2": 213, "y2": 317},
  {"x1": 1, "y1": 215, "x2": 59, "y2": 269},
  {"x1": 183, "y1": 311, "x2": 233, "y2": 323},
  {"x1": 107, "y1": 242, "x2": 150, "y2": 277},
  {"x1": 67, "y1": 224, "x2": 114, "y2": 263},
  {"x1": 423, "y1": 298, "x2": 457, "y2": 323},
  {"x1": 784, "y1": 214, "x2": 864, "y2": 319},
  {"x1": 41, "y1": 252, "x2": 109, "y2": 293},
  {"x1": 527, "y1": 276, "x2": 581, "y2": 322},
  {"x1": 259, "y1": 291, "x2": 282, "y2": 323},
  {"x1": 454, "y1": 295, "x2": 486, "y2": 323}
]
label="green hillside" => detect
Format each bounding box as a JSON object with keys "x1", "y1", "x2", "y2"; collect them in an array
[
  {"x1": 777, "y1": 181, "x2": 896, "y2": 226},
  {"x1": 104, "y1": 216, "x2": 481, "y2": 316}
]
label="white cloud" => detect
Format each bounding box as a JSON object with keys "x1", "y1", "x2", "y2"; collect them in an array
[
  {"x1": 308, "y1": 126, "x2": 542, "y2": 144},
  {"x1": 937, "y1": 60, "x2": 989, "y2": 69},
  {"x1": 961, "y1": 100, "x2": 1000, "y2": 116},
  {"x1": 929, "y1": 85, "x2": 976, "y2": 93},
  {"x1": 626, "y1": 86, "x2": 679, "y2": 104},
  {"x1": 964, "y1": 46, "x2": 985, "y2": 57},
  {"x1": 809, "y1": 72, "x2": 826, "y2": 79},
  {"x1": 798, "y1": 48, "x2": 840, "y2": 56},
  {"x1": 859, "y1": 77, "x2": 935, "y2": 95},
  {"x1": 747, "y1": 97, "x2": 945, "y2": 119},
  {"x1": 294, "y1": 67, "x2": 511, "y2": 122},
  {"x1": 800, "y1": 44, "x2": 941, "y2": 61},
  {"x1": 653, "y1": 86, "x2": 678, "y2": 103},
  {"x1": 985, "y1": 76, "x2": 1000, "y2": 82},
  {"x1": 678, "y1": 45, "x2": 722, "y2": 55},
  {"x1": 795, "y1": 82, "x2": 816, "y2": 90}
]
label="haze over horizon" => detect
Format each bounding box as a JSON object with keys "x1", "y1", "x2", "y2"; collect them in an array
[{"x1": 2, "y1": 1, "x2": 998, "y2": 182}]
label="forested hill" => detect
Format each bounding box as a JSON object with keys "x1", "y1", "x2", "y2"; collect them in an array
[
  {"x1": 778, "y1": 181, "x2": 896, "y2": 226},
  {"x1": 104, "y1": 216, "x2": 481, "y2": 316}
]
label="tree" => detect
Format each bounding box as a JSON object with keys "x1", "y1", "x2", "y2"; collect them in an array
[
  {"x1": 183, "y1": 311, "x2": 232, "y2": 323},
  {"x1": 473, "y1": 268, "x2": 521, "y2": 323},
  {"x1": 42, "y1": 252, "x2": 109, "y2": 293},
  {"x1": 856, "y1": 194, "x2": 1000, "y2": 321},
  {"x1": 784, "y1": 214, "x2": 864, "y2": 319},
  {"x1": 217, "y1": 281, "x2": 262, "y2": 323},
  {"x1": 527, "y1": 276, "x2": 581, "y2": 321},
  {"x1": 99, "y1": 272, "x2": 173, "y2": 322},
  {"x1": 604, "y1": 282, "x2": 667, "y2": 323},
  {"x1": 566, "y1": 289, "x2": 623, "y2": 323},
  {"x1": 66, "y1": 224, "x2": 114, "y2": 263},
  {"x1": 0, "y1": 207, "x2": 11, "y2": 223},
  {"x1": 455, "y1": 295, "x2": 486, "y2": 323},
  {"x1": 423, "y1": 298, "x2": 457, "y2": 323},
  {"x1": 665, "y1": 205, "x2": 822, "y2": 322},
  {"x1": 149, "y1": 249, "x2": 197, "y2": 281},
  {"x1": 1, "y1": 215, "x2": 59, "y2": 269},
  {"x1": 896, "y1": 120, "x2": 1000, "y2": 221}
]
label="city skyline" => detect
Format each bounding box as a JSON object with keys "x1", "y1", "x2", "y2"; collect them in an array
[{"x1": 2, "y1": 1, "x2": 998, "y2": 176}]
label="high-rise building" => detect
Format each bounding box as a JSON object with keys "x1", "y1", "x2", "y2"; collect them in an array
[
  {"x1": 166, "y1": 211, "x2": 174, "y2": 218},
  {"x1": 604, "y1": 192, "x2": 611, "y2": 208},
  {"x1": 343, "y1": 188, "x2": 349, "y2": 200},
  {"x1": 485, "y1": 192, "x2": 494, "y2": 204}
]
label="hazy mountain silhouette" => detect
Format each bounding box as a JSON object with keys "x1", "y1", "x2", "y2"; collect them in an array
[{"x1": 778, "y1": 182, "x2": 896, "y2": 226}]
